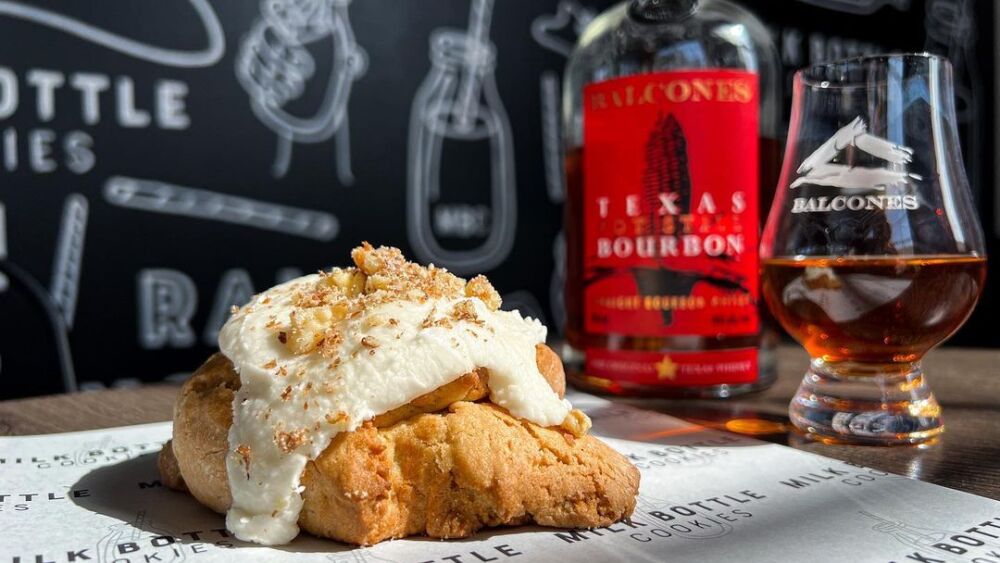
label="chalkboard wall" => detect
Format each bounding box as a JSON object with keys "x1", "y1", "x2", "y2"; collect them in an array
[{"x1": 0, "y1": 0, "x2": 993, "y2": 398}]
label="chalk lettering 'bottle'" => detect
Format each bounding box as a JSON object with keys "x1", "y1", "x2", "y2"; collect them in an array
[{"x1": 562, "y1": 0, "x2": 780, "y2": 397}]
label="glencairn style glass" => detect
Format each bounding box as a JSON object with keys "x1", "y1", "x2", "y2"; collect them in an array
[{"x1": 761, "y1": 54, "x2": 986, "y2": 445}]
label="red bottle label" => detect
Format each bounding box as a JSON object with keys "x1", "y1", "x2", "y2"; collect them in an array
[
  {"x1": 582, "y1": 70, "x2": 760, "y2": 338},
  {"x1": 585, "y1": 348, "x2": 759, "y2": 386}
]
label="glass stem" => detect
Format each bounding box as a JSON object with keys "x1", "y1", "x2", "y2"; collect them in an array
[{"x1": 789, "y1": 357, "x2": 942, "y2": 444}]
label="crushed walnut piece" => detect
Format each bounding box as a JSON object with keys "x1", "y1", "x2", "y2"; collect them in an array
[
  {"x1": 450, "y1": 299, "x2": 480, "y2": 322},
  {"x1": 234, "y1": 444, "x2": 252, "y2": 479},
  {"x1": 281, "y1": 385, "x2": 292, "y2": 401},
  {"x1": 274, "y1": 429, "x2": 307, "y2": 453},
  {"x1": 317, "y1": 328, "x2": 344, "y2": 358},
  {"x1": 262, "y1": 359, "x2": 277, "y2": 370},
  {"x1": 325, "y1": 411, "x2": 350, "y2": 425},
  {"x1": 273, "y1": 243, "x2": 504, "y2": 361},
  {"x1": 361, "y1": 336, "x2": 379, "y2": 349},
  {"x1": 466, "y1": 275, "x2": 501, "y2": 311},
  {"x1": 559, "y1": 409, "x2": 592, "y2": 438}
]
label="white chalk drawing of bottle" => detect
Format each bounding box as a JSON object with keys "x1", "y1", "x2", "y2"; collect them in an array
[
  {"x1": 236, "y1": 0, "x2": 367, "y2": 183},
  {"x1": 0, "y1": 0, "x2": 224, "y2": 67},
  {"x1": 532, "y1": 2, "x2": 595, "y2": 204},
  {"x1": 50, "y1": 193, "x2": 88, "y2": 329},
  {"x1": 407, "y1": 0, "x2": 516, "y2": 275},
  {"x1": 531, "y1": 0, "x2": 595, "y2": 58},
  {"x1": 793, "y1": 0, "x2": 911, "y2": 14}
]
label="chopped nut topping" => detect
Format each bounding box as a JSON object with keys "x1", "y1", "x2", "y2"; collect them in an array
[
  {"x1": 267, "y1": 244, "x2": 506, "y2": 368},
  {"x1": 274, "y1": 429, "x2": 307, "y2": 453},
  {"x1": 450, "y1": 299, "x2": 479, "y2": 322},
  {"x1": 281, "y1": 385, "x2": 292, "y2": 400},
  {"x1": 559, "y1": 409, "x2": 592, "y2": 438},
  {"x1": 317, "y1": 328, "x2": 344, "y2": 358},
  {"x1": 288, "y1": 306, "x2": 347, "y2": 354},
  {"x1": 325, "y1": 411, "x2": 350, "y2": 425},
  {"x1": 262, "y1": 359, "x2": 277, "y2": 369},
  {"x1": 465, "y1": 275, "x2": 501, "y2": 311},
  {"x1": 235, "y1": 444, "x2": 252, "y2": 478}
]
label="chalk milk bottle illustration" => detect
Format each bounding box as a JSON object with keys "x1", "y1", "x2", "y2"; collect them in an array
[
  {"x1": 562, "y1": 0, "x2": 781, "y2": 396},
  {"x1": 407, "y1": 0, "x2": 515, "y2": 274}
]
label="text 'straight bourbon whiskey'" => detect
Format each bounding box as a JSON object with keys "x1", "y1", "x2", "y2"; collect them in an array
[{"x1": 562, "y1": 0, "x2": 781, "y2": 397}]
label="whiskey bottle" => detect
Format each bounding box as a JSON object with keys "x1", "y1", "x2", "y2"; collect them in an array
[{"x1": 561, "y1": 0, "x2": 780, "y2": 397}]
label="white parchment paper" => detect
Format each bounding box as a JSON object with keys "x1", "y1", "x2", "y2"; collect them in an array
[{"x1": 2, "y1": 392, "x2": 998, "y2": 563}]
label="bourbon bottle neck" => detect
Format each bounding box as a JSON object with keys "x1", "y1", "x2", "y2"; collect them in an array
[{"x1": 627, "y1": 0, "x2": 699, "y2": 22}]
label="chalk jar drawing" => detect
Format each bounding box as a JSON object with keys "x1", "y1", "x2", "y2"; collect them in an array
[{"x1": 407, "y1": 0, "x2": 516, "y2": 275}]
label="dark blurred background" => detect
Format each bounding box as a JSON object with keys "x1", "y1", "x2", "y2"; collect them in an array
[{"x1": 0, "y1": 0, "x2": 993, "y2": 398}]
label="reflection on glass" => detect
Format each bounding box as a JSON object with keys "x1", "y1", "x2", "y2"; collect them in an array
[{"x1": 760, "y1": 54, "x2": 986, "y2": 445}]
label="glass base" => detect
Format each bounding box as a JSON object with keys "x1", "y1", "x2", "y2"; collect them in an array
[{"x1": 789, "y1": 359, "x2": 943, "y2": 445}]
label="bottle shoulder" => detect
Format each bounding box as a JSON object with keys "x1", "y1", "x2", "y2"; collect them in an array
[{"x1": 569, "y1": 0, "x2": 776, "y2": 75}]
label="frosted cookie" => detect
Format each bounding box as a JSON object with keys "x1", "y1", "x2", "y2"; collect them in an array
[{"x1": 159, "y1": 243, "x2": 639, "y2": 545}]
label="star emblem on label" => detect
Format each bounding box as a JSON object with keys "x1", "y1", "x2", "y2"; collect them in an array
[{"x1": 654, "y1": 355, "x2": 678, "y2": 380}]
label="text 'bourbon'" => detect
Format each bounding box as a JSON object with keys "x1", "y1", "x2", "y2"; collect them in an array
[{"x1": 561, "y1": 0, "x2": 780, "y2": 397}]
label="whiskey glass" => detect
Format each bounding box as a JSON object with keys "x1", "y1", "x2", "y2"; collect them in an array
[{"x1": 761, "y1": 54, "x2": 986, "y2": 445}]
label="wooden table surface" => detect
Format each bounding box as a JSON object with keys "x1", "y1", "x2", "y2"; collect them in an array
[{"x1": 2, "y1": 346, "x2": 998, "y2": 499}]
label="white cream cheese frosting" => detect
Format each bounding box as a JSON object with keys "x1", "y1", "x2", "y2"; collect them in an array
[{"x1": 218, "y1": 244, "x2": 572, "y2": 545}]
